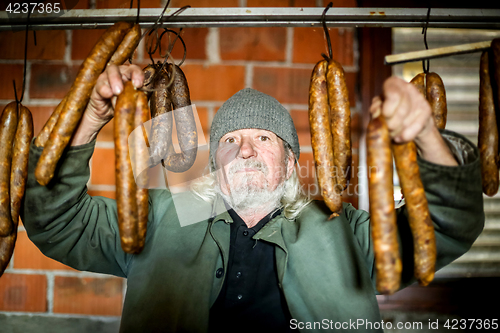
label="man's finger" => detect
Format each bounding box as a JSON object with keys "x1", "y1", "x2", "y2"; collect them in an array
[
  {"x1": 106, "y1": 64, "x2": 124, "y2": 95},
  {"x1": 119, "y1": 64, "x2": 144, "y2": 89}
]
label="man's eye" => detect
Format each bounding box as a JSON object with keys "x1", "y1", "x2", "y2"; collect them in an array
[
  {"x1": 259, "y1": 136, "x2": 270, "y2": 141},
  {"x1": 225, "y1": 137, "x2": 235, "y2": 143}
]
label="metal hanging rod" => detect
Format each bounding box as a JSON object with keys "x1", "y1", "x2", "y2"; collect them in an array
[{"x1": 1, "y1": 7, "x2": 500, "y2": 31}]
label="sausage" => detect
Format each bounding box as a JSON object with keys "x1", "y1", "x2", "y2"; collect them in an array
[
  {"x1": 109, "y1": 23, "x2": 142, "y2": 66},
  {"x1": 0, "y1": 228, "x2": 17, "y2": 277},
  {"x1": 479, "y1": 50, "x2": 499, "y2": 196},
  {"x1": 34, "y1": 96, "x2": 66, "y2": 148},
  {"x1": 392, "y1": 141, "x2": 436, "y2": 286},
  {"x1": 426, "y1": 72, "x2": 447, "y2": 130},
  {"x1": 491, "y1": 38, "x2": 500, "y2": 158},
  {"x1": 35, "y1": 21, "x2": 132, "y2": 186},
  {"x1": 326, "y1": 59, "x2": 352, "y2": 191},
  {"x1": 143, "y1": 64, "x2": 157, "y2": 88},
  {"x1": 308, "y1": 60, "x2": 342, "y2": 217},
  {"x1": 149, "y1": 67, "x2": 174, "y2": 167},
  {"x1": 114, "y1": 81, "x2": 140, "y2": 254},
  {"x1": 134, "y1": 91, "x2": 150, "y2": 251},
  {"x1": 0, "y1": 104, "x2": 33, "y2": 277},
  {"x1": 367, "y1": 113, "x2": 401, "y2": 295},
  {"x1": 410, "y1": 73, "x2": 426, "y2": 97},
  {"x1": 10, "y1": 104, "x2": 33, "y2": 225},
  {"x1": 163, "y1": 63, "x2": 198, "y2": 173},
  {"x1": 0, "y1": 102, "x2": 18, "y2": 237}
]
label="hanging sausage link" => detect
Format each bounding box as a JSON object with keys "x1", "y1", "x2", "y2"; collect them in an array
[
  {"x1": 35, "y1": 21, "x2": 134, "y2": 185},
  {"x1": 0, "y1": 103, "x2": 33, "y2": 277}
]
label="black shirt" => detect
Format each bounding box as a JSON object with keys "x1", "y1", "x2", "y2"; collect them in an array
[{"x1": 208, "y1": 208, "x2": 292, "y2": 333}]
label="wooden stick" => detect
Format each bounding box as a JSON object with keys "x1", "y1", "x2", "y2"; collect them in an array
[{"x1": 385, "y1": 40, "x2": 492, "y2": 65}]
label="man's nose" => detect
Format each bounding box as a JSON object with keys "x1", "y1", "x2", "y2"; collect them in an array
[{"x1": 238, "y1": 137, "x2": 257, "y2": 159}]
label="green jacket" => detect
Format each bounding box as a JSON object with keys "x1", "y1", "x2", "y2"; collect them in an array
[{"x1": 22, "y1": 130, "x2": 484, "y2": 332}]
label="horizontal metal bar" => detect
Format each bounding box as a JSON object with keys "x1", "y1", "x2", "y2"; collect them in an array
[
  {"x1": 385, "y1": 40, "x2": 493, "y2": 65},
  {"x1": 1, "y1": 7, "x2": 499, "y2": 31}
]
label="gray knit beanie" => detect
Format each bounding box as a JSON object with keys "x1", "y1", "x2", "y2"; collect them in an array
[{"x1": 209, "y1": 88, "x2": 300, "y2": 168}]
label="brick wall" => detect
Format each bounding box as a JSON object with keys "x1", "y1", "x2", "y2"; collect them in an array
[{"x1": 0, "y1": 0, "x2": 359, "y2": 326}]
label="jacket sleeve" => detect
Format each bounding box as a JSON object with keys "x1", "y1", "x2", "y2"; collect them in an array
[
  {"x1": 347, "y1": 130, "x2": 485, "y2": 289},
  {"x1": 21, "y1": 140, "x2": 132, "y2": 277}
]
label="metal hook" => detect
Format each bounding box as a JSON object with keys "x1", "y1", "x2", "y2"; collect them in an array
[
  {"x1": 421, "y1": 7, "x2": 431, "y2": 73},
  {"x1": 321, "y1": 2, "x2": 333, "y2": 61},
  {"x1": 16, "y1": 10, "x2": 34, "y2": 105}
]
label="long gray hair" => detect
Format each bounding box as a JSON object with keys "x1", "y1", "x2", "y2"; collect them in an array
[{"x1": 190, "y1": 143, "x2": 311, "y2": 220}]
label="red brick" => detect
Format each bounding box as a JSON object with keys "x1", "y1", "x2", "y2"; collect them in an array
[
  {"x1": 0, "y1": 30, "x2": 66, "y2": 60},
  {"x1": 146, "y1": 28, "x2": 208, "y2": 61},
  {"x1": 71, "y1": 29, "x2": 107, "y2": 60},
  {"x1": 220, "y1": 27, "x2": 287, "y2": 62},
  {"x1": 53, "y1": 276, "x2": 124, "y2": 316},
  {"x1": 293, "y1": 0, "x2": 317, "y2": 6},
  {"x1": 323, "y1": 0, "x2": 357, "y2": 6},
  {"x1": 29, "y1": 64, "x2": 78, "y2": 99},
  {"x1": 0, "y1": 273, "x2": 47, "y2": 312},
  {"x1": 91, "y1": 148, "x2": 116, "y2": 186},
  {"x1": 290, "y1": 109, "x2": 311, "y2": 147},
  {"x1": 247, "y1": 0, "x2": 290, "y2": 6},
  {"x1": 168, "y1": 0, "x2": 238, "y2": 7},
  {"x1": 13, "y1": 231, "x2": 75, "y2": 271},
  {"x1": 96, "y1": 0, "x2": 161, "y2": 8},
  {"x1": 28, "y1": 105, "x2": 57, "y2": 138},
  {"x1": 253, "y1": 66, "x2": 310, "y2": 105},
  {"x1": 87, "y1": 190, "x2": 116, "y2": 199},
  {"x1": 0, "y1": 64, "x2": 23, "y2": 100},
  {"x1": 181, "y1": 64, "x2": 245, "y2": 101},
  {"x1": 293, "y1": 27, "x2": 354, "y2": 66}
]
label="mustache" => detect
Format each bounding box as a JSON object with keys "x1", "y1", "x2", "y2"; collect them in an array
[{"x1": 228, "y1": 159, "x2": 268, "y2": 176}]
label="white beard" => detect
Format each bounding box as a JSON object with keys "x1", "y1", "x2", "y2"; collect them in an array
[{"x1": 217, "y1": 159, "x2": 285, "y2": 216}]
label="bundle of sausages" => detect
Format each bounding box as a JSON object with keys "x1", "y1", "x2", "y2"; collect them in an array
[
  {"x1": 479, "y1": 39, "x2": 500, "y2": 197},
  {"x1": 0, "y1": 102, "x2": 34, "y2": 277},
  {"x1": 366, "y1": 72, "x2": 448, "y2": 294},
  {"x1": 34, "y1": 21, "x2": 141, "y2": 184},
  {"x1": 32, "y1": 22, "x2": 143, "y2": 254},
  {"x1": 308, "y1": 58, "x2": 351, "y2": 218},
  {"x1": 145, "y1": 63, "x2": 198, "y2": 172}
]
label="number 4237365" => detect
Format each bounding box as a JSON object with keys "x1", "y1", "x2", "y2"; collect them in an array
[
  {"x1": 6, "y1": 2, "x2": 61, "y2": 14},
  {"x1": 444, "y1": 318, "x2": 498, "y2": 330}
]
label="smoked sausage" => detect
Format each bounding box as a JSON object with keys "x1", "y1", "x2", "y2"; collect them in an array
[
  {"x1": 114, "y1": 81, "x2": 140, "y2": 254},
  {"x1": 410, "y1": 73, "x2": 426, "y2": 97},
  {"x1": 109, "y1": 23, "x2": 141, "y2": 66},
  {"x1": 34, "y1": 96, "x2": 66, "y2": 148},
  {"x1": 326, "y1": 59, "x2": 352, "y2": 191},
  {"x1": 0, "y1": 102, "x2": 18, "y2": 237},
  {"x1": 392, "y1": 141, "x2": 436, "y2": 286},
  {"x1": 308, "y1": 60, "x2": 342, "y2": 217},
  {"x1": 479, "y1": 50, "x2": 499, "y2": 196},
  {"x1": 134, "y1": 91, "x2": 150, "y2": 250},
  {"x1": 367, "y1": 113, "x2": 401, "y2": 295},
  {"x1": 162, "y1": 64, "x2": 198, "y2": 173},
  {"x1": 10, "y1": 104, "x2": 33, "y2": 225},
  {"x1": 149, "y1": 67, "x2": 174, "y2": 167},
  {"x1": 426, "y1": 72, "x2": 447, "y2": 130},
  {"x1": 35, "y1": 21, "x2": 132, "y2": 186},
  {"x1": 1, "y1": 104, "x2": 33, "y2": 278}
]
